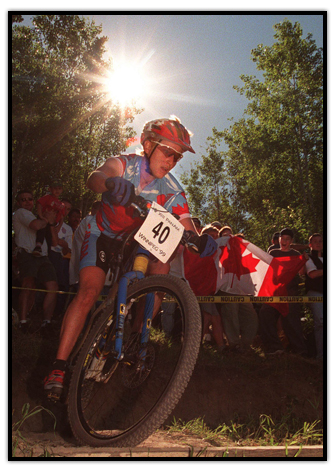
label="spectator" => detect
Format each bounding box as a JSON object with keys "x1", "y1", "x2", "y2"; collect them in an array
[
  {"x1": 219, "y1": 225, "x2": 233, "y2": 237},
  {"x1": 191, "y1": 217, "x2": 202, "y2": 234},
  {"x1": 68, "y1": 208, "x2": 82, "y2": 233},
  {"x1": 48, "y1": 199, "x2": 73, "y2": 317},
  {"x1": 12, "y1": 190, "x2": 58, "y2": 335},
  {"x1": 305, "y1": 233, "x2": 323, "y2": 359},
  {"x1": 200, "y1": 225, "x2": 226, "y2": 351},
  {"x1": 216, "y1": 294, "x2": 258, "y2": 352},
  {"x1": 267, "y1": 232, "x2": 280, "y2": 253},
  {"x1": 216, "y1": 226, "x2": 258, "y2": 351},
  {"x1": 33, "y1": 180, "x2": 66, "y2": 256},
  {"x1": 201, "y1": 303, "x2": 226, "y2": 352},
  {"x1": 290, "y1": 241, "x2": 310, "y2": 252},
  {"x1": 258, "y1": 227, "x2": 308, "y2": 356},
  {"x1": 211, "y1": 221, "x2": 223, "y2": 231},
  {"x1": 201, "y1": 224, "x2": 219, "y2": 240}
]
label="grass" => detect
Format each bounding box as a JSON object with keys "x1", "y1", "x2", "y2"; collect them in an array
[
  {"x1": 166, "y1": 415, "x2": 323, "y2": 448},
  {"x1": 12, "y1": 403, "x2": 57, "y2": 457}
]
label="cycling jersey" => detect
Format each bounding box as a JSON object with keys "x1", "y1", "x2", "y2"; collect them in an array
[{"x1": 95, "y1": 154, "x2": 190, "y2": 239}]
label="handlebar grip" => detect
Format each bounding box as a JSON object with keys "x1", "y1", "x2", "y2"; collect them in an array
[{"x1": 182, "y1": 230, "x2": 200, "y2": 254}]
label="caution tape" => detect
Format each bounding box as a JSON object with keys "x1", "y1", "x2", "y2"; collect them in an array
[
  {"x1": 11, "y1": 286, "x2": 109, "y2": 302},
  {"x1": 12, "y1": 286, "x2": 77, "y2": 296},
  {"x1": 195, "y1": 295, "x2": 323, "y2": 303},
  {"x1": 12, "y1": 286, "x2": 323, "y2": 303}
]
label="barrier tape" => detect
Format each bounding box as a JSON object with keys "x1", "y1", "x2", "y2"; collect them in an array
[{"x1": 11, "y1": 286, "x2": 323, "y2": 303}]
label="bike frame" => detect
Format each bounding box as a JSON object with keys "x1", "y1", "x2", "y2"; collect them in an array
[{"x1": 114, "y1": 247, "x2": 155, "y2": 360}]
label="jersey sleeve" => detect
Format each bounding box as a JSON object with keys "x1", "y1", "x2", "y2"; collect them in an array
[{"x1": 113, "y1": 156, "x2": 128, "y2": 176}]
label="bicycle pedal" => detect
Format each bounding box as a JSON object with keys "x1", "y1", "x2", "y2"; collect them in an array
[{"x1": 47, "y1": 391, "x2": 61, "y2": 402}]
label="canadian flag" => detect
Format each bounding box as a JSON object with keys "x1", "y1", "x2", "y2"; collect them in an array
[{"x1": 182, "y1": 236, "x2": 306, "y2": 316}]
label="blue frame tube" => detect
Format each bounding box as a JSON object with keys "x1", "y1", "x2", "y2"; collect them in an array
[{"x1": 114, "y1": 271, "x2": 145, "y2": 359}]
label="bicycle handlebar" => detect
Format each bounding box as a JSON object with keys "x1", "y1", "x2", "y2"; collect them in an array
[{"x1": 105, "y1": 178, "x2": 201, "y2": 255}]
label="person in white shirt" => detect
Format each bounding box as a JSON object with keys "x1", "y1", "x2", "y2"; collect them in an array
[
  {"x1": 12, "y1": 190, "x2": 58, "y2": 334},
  {"x1": 305, "y1": 233, "x2": 323, "y2": 359},
  {"x1": 48, "y1": 199, "x2": 73, "y2": 317}
]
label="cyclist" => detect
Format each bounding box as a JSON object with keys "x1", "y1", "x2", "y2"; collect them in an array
[{"x1": 44, "y1": 116, "x2": 217, "y2": 398}]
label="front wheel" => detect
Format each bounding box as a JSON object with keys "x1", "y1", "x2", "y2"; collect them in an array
[{"x1": 68, "y1": 274, "x2": 201, "y2": 447}]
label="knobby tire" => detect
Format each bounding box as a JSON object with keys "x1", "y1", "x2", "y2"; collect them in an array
[{"x1": 67, "y1": 274, "x2": 201, "y2": 447}]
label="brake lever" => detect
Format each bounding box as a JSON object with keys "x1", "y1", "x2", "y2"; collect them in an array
[
  {"x1": 130, "y1": 202, "x2": 147, "y2": 218},
  {"x1": 185, "y1": 241, "x2": 200, "y2": 254},
  {"x1": 130, "y1": 197, "x2": 152, "y2": 218}
]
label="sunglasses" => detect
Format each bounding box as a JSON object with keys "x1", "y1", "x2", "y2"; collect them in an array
[
  {"x1": 151, "y1": 141, "x2": 183, "y2": 163},
  {"x1": 20, "y1": 197, "x2": 33, "y2": 202}
]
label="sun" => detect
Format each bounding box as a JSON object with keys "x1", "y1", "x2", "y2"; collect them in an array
[{"x1": 105, "y1": 63, "x2": 145, "y2": 106}]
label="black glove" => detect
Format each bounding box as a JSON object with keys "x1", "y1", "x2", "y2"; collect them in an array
[
  {"x1": 198, "y1": 233, "x2": 218, "y2": 257},
  {"x1": 185, "y1": 232, "x2": 218, "y2": 258},
  {"x1": 105, "y1": 177, "x2": 135, "y2": 207}
]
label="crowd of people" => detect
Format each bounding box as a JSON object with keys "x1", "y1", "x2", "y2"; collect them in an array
[
  {"x1": 190, "y1": 220, "x2": 323, "y2": 360},
  {"x1": 11, "y1": 116, "x2": 323, "y2": 402}
]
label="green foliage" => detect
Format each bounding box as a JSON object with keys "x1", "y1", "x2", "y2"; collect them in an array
[
  {"x1": 167, "y1": 415, "x2": 322, "y2": 447},
  {"x1": 12, "y1": 403, "x2": 56, "y2": 457},
  {"x1": 12, "y1": 14, "x2": 142, "y2": 212},
  {"x1": 182, "y1": 20, "x2": 323, "y2": 248},
  {"x1": 181, "y1": 128, "x2": 246, "y2": 232}
]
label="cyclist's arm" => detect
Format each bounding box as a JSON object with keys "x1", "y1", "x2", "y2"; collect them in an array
[{"x1": 87, "y1": 157, "x2": 123, "y2": 194}]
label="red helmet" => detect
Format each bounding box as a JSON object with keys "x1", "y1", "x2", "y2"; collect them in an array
[{"x1": 140, "y1": 117, "x2": 195, "y2": 153}]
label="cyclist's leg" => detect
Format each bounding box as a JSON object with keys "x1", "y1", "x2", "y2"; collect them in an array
[
  {"x1": 56, "y1": 266, "x2": 106, "y2": 361},
  {"x1": 56, "y1": 221, "x2": 112, "y2": 360}
]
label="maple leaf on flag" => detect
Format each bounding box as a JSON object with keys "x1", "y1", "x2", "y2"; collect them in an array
[{"x1": 219, "y1": 237, "x2": 260, "y2": 287}]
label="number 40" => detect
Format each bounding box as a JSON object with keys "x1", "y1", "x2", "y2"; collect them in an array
[{"x1": 152, "y1": 222, "x2": 170, "y2": 244}]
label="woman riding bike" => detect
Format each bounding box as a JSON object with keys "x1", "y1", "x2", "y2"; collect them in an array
[{"x1": 44, "y1": 116, "x2": 217, "y2": 399}]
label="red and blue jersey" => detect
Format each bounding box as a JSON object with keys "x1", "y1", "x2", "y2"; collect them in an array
[{"x1": 96, "y1": 154, "x2": 190, "y2": 239}]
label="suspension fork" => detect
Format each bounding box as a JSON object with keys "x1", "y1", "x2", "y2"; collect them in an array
[{"x1": 114, "y1": 248, "x2": 154, "y2": 360}]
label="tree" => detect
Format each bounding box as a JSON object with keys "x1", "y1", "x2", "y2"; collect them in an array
[
  {"x1": 12, "y1": 14, "x2": 142, "y2": 211},
  {"x1": 181, "y1": 128, "x2": 245, "y2": 232},
  {"x1": 180, "y1": 20, "x2": 323, "y2": 248},
  {"x1": 223, "y1": 20, "x2": 323, "y2": 245}
]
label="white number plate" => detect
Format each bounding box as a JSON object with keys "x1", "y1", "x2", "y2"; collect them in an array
[{"x1": 134, "y1": 202, "x2": 184, "y2": 263}]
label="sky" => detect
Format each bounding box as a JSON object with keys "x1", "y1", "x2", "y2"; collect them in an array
[
  {"x1": 19, "y1": 12, "x2": 324, "y2": 180},
  {"x1": 88, "y1": 13, "x2": 324, "y2": 179}
]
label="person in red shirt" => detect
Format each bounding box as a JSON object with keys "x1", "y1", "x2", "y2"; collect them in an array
[{"x1": 33, "y1": 180, "x2": 66, "y2": 256}]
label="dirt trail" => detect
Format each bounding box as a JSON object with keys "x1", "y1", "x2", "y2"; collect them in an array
[{"x1": 12, "y1": 336, "x2": 323, "y2": 458}]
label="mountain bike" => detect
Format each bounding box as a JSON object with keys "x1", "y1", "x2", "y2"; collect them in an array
[{"x1": 67, "y1": 195, "x2": 202, "y2": 447}]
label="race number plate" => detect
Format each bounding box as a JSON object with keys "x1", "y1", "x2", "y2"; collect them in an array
[{"x1": 134, "y1": 202, "x2": 184, "y2": 263}]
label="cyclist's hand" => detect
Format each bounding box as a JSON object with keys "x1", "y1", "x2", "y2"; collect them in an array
[
  {"x1": 198, "y1": 234, "x2": 218, "y2": 258},
  {"x1": 105, "y1": 177, "x2": 135, "y2": 207}
]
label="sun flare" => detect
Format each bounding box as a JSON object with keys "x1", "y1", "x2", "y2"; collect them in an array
[{"x1": 105, "y1": 64, "x2": 145, "y2": 106}]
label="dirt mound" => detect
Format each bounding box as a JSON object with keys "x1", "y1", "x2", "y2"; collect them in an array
[{"x1": 12, "y1": 330, "x2": 323, "y2": 441}]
